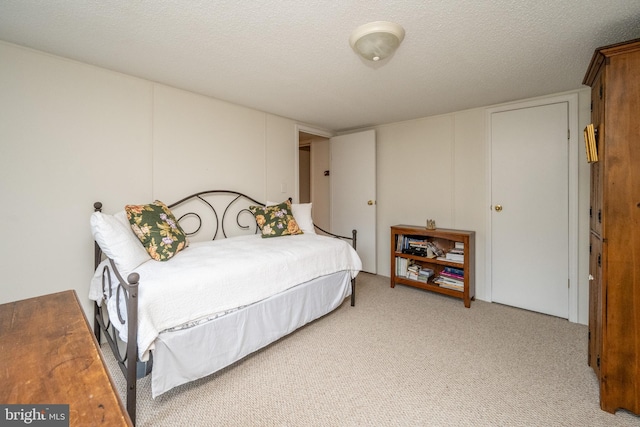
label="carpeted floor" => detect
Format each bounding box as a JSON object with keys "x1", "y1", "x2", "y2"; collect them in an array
[{"x1": 102, "y1": 273, "x2": 640, "y2": 426}]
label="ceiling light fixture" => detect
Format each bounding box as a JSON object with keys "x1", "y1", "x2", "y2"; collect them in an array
[{"x1": 349, "y1": 21, "x2": 405, "y2": 62}]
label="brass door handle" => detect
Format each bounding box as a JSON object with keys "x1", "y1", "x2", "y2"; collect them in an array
[
  {"x1": 494, "y1": 204, "x2": 503, "y2": 212},
  {"x1": 368, "y1": 200, "x2": 375, "y2": 205}
]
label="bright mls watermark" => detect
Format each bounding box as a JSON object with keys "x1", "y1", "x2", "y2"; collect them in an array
[{"x1": 0, "y1": 405, "x2": 69, "y2": 426}]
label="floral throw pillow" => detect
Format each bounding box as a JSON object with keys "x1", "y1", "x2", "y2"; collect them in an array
[
  {"x1": 125, "y1": 200, "x2": 188, "y2": 261},
  {"x1": 249, "y1": 200, "x2": 303, "y2": 238}
]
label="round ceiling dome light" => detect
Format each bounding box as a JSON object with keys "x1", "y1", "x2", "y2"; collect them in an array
[{"x1": 349, "y1": 21, "x2": 405, "y2": 62}]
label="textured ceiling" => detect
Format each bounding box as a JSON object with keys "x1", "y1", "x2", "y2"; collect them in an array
[{"x1": 1, "y1": 1, "x2": 639, "y2": 132}]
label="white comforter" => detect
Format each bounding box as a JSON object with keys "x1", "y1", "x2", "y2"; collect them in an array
[{"x1": 89, "y1": 233, "x2": 361, "y2": 361}]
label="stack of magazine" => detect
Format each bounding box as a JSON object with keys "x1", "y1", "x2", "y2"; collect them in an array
[
  {"x1": 433, "y1": 266, "x2": 464, "y2": 291},
  {"x1": 396, "y1": 258, "x2": 434, "y2": 283},
  {"x1": 407, "y1": 263, "x2": 434, "y2": 283},
  {"x1": 436, "y1": 242, "x2": 464, "y2": 263}
]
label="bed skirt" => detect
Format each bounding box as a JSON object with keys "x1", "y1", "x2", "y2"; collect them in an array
[{"x1": 151, "y1": 270, "x2": 352, "y2": 397}]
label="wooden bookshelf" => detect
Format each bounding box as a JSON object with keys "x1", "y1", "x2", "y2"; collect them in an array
[{"x1": 390, "y1": 225, "x2": 475, "y2": 307}]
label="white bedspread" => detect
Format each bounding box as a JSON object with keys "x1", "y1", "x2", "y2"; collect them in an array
[{"x1": 89, "y1": 233, "x2": 361, "y2": 361}]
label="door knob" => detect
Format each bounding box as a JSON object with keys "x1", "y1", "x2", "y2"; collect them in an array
[
  {"x1": 368, "y1": 200, "x2": 375, "y2": 205},
  {"x1": 494, "y1": 204, "x2": 503, "y2": 212}
]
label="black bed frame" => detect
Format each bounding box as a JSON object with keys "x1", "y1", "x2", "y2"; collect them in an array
[{"x1": 92, "y1": 190, "x2": 357, "y2": 424}]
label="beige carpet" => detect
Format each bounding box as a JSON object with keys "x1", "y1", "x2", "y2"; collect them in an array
[{"x1": 102, "y1": 273, "x2": 639, "y2": 426}]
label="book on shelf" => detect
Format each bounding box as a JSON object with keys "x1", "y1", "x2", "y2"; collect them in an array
[
  {"x1": 437, "y1": 256, "x2": 464, "y2": 264},
  {"x1": 434, "y1": 275, "x2": 463, "y2": 285},
  {"x1": 397, "y1": 235, "x2": 446, "y2": 258},
  {"x1": 402, "y1": 236, "x2": 438, "y2": 258},
  {"x1": 405, "y1": 262, "x2": 434, "y2": 283},
  {"x1": 407, "y1": 263, "x2": 420, "y2": 280},
  {"x1": 395, "y1": 256, "x2": 409, "y2": 277},
  {"x1": 396, "y1": 234, "x2": 403, "y2": 252},
  {"x1": 445, "y1": 252, "x2": 464, "y2": 262},
  {"x1": 444, "y1": 251, "x2": 464, "y2": 262},
  {"x1": 443, "y1": 266, "x2": 464, "y2": 276},
  {"x1": 436, "y1": 281, "x2": 464, "y2": 292},
  {"x1": 427, "y1": 242, "x2": 443, "y2": 257},
  {"x1": 417, "y1": 268, "x2": 434, "y2": 282},
  {"x1": 406, "y1": 238, "x2": 430, "y2": 257},
  {"x1": 433, "y1": 274, "x2": 464, "y2": 291},
  {"x1": 439, "y1": 271, "x2": 464, "y2": 281}
]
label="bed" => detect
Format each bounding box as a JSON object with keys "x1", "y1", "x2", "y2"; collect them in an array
[{"x1": 89, "y1": 190, "x2": 361, "y2": 424}]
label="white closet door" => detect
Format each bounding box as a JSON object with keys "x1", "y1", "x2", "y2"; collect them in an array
[{"x1": 490, "y1": 102, "x2": 569, "y2": 318}]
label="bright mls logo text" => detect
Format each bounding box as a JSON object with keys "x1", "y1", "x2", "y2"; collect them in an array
[{"x1": 1, "y1": 405, "x2": 69, "y2": 426}]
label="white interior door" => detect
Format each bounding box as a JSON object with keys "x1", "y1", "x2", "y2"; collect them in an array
[
  {"x1": 490, "y1": 102, "x2": 569, "y2": 318},
  {"x1": 330, "y1": 130, "x2": 376, "y2": 273}
]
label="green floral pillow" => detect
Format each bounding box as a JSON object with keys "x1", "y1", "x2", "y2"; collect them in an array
[
  {"x1": 249, "y1": 200, "x2": 303, "y2": 238},
  {"x1": 125, "y1": 200, "x2": 188, "y2": 261}
]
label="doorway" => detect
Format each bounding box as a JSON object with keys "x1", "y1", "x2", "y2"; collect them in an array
[
  {"x1": 297, "y1": 127, "x2": 378, "y2": 274},
  {"x1": 299, "y1": 145, "x2": 311, "y2": 203},
  {"x1": 298, "y1": 130, "x2": 330, "y2": 230}
]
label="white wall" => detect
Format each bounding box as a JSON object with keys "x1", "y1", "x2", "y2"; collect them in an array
[
  {"x1": 0, "y1": 41, "x2": 297, "y2": 317},
  {"x1": 375, "y1": 112, "x2": 485, "y2": 299},
  {"x1": 374, "y1": 89, "x2": 592, "y2": 324},
  {"x1": 0, "y1": 40, "x2": 593, "y2": 325},
  {"x1": 265, "y1": 114, "x2": 297, "y2": 202}
]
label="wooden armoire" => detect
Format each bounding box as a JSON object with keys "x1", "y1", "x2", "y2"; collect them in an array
[{"x1": 583, "y1": 38, "x2": 640, "y2": 415}]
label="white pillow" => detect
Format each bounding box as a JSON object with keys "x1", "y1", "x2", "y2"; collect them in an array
[
  {"x1": 90, "y1": 210, "x2": 151, "y2": 275},
  {"x1": 291, "y1": 203, "x2": 315, "y2": 234},
  {"x1": 266, "y1": 201, "x2": 315, "y2": 234}
]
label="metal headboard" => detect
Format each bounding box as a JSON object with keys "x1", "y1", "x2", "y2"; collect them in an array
[{"x1": 167, "y1": 189, "x2": 265, "y2": 240}]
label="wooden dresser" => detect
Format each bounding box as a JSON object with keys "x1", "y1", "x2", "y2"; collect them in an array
[
  {"x1": 0, "y1": 290, "x2": 132, "y2": 426},
  {"x1": 583, "y1": 38, "x2": 640, "y2": 415}
]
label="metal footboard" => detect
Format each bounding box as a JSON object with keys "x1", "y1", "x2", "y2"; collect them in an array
[
  {"x1": 93, "y1": 202, "x2": 144, "y2": 425},
  {"x1": 314, "y1": 224, "x2": 358, "y2": 306}
]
